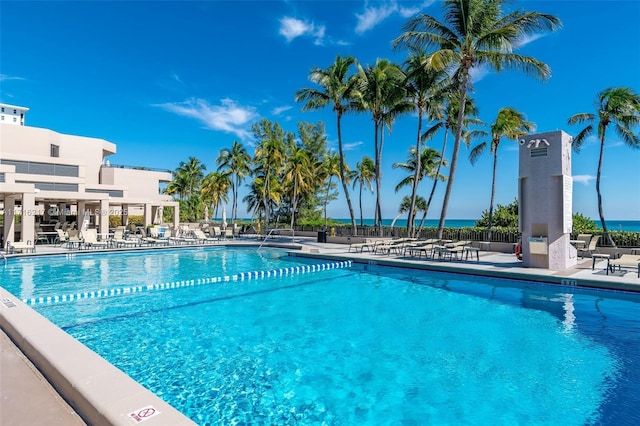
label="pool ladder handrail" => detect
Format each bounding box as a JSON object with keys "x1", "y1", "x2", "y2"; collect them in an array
[
  {"x1": 258, "y1": 228, "x2": 295, "y2": 248},
  {"x1": 0, "y1": 251, "x2": 6, "y2": 266}
]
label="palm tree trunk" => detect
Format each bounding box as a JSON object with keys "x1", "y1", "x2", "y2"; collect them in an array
[
  {"x1": 376, "y1": 122, "x2": 384, "y2": 237},
  {"x1": 359, "y1": 183, "x2": 364, "y2": 226},
  {"x1": 336, "y1": 114, "x2": 358, "y2": 235},
  {"x1": 408, "y1": 108, "x2": 423, "y2": 238},
  {"x1": 324, "y1": 176, "x2": 332, "y2": 228},
  {"x1": 597, "y1": 135, "x2": 615, "y2": 247},
  {"x1": 437, "y1": 76, "x2": 470, "y2": 239},
  {"x1": 290, "y1": 181, "x2": 297, "y2": 230},
  {"x1": 488, "y1": 150, "x2": 498, "y2": 241},
  {"x1": 425, "y1": 128, "x2": 449, "y2": 224}
]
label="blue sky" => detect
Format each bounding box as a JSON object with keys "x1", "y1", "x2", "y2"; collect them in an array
[{"x1": 1, "y1": 1, "x2": 639, "y2": 221}]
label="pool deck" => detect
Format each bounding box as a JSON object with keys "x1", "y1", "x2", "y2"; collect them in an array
[{"x1": 1, "y1": 237, "x2": 639, "y2": 425}]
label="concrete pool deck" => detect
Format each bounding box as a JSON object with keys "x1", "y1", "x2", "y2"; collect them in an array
[{"x1": 1, "y1": 237, "x2": 639, "y2": 425}]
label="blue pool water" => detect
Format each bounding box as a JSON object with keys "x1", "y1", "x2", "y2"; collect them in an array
[{"x1": 2, "y1": 248, "x2": 639, "y2": 425}]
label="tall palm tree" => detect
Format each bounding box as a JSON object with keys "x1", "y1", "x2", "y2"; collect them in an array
[
  {"x1": 321, "y1": 151, "x2": 341, "y2": 227},
  {"x1": 402, "y1": 46, "x2": 449, "y2": 236},
  {"x1": 420, "y1": 94, "x2": 479, "y2": 225},
  {"x1": 217, "y1": 140, "x2": 251, "y2": 223},
  {"x1": 177, "y1": 156, "x2": 206, "y2": 198},
  {"x1": 393, "y1": 146, "x2": 446, "y2": 235},
  {"x1": 252, "y1": 119, "x2": 288, "y2": 229},
  {"x1": 283, "y1": 140, "x2": 313, "y2": 229},
  {"x1": 295, "y1": 55, "x2": 359, "y2": 235},
  {"x1": 354, "y1": 58, "x2": 411, "y2": 235},
  {"x1": 470, "y1": 107, "x2": 534, "y2": 240},
  {"x1": 393, "y1": 0, "x2": 561, "y2": 239},
  {"x1": 201, "y1": 171, "x2": 231, "y2": 220},
  {"x1": 568, "y1": 87, "x2": 640, "y2": 247},
  {"x1": 350, "y1": 156, "x2": 376, "y2": 226}
]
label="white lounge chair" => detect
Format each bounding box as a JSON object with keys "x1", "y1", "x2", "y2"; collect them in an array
[
  {"x1": 6, "y1": 240, "x2": 35, "y2": 254},
  {"x1": 81, "y1": 229, "x2": 108, "y2": 249},
  {"x1": 111, "y1": 226, "x2": 138, "y2": 248}
]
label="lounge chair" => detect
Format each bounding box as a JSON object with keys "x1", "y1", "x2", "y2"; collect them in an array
[
  {"x1": 433, "y1": 240, "x2": 472, "y2": 261},
  {"x1": 375, "y1": 238, "x2": 416, "y2": 255},
  {"x1": 111, "y1": 226, "x2": 138, "y2": 248},
  {"x1": 578, "y1": 235, "x2": 600, "y2": 259},
  {"x1": 193, "y1": 229, "x2": 219, "y2": 244},
  {"x1": 403, "y1": 239, "x2": 439, "y2": 258},
  {"x1": 54, "y1": 229, "x2": 68, "y2": 247},
  {"x1": 81, "y1": 229, "x2": 108, "y2": 250},
  {"x1": 6, "y1": 240, "x2": 35, "y2": 254},
  {"x1": 66, "y1": 229, "x2": 83, "y2": 249},
  {"x1": 349, "y1": 239, "x2": 382, "y2": 253},
  {"x1": 607, "y1": 254, "x2": 640, "y2": 278},
  {"x1": 139, "y1": 228, "x2": 168, "y2": 246}
]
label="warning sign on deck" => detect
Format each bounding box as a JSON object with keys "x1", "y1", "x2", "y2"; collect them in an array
[{"x1": 129, "y1": 405, "x2": 161, "y2": 423}]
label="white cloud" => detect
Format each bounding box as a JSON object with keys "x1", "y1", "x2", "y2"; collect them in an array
[
  {"x1": 172, "y1": 73, "x2": 183, "y2": 84},
  {"x1": 515, "y1": 33, "x2": 545, "y2": 49},
  {"x1": 0, "y1": 74, "x2": 25, "y2": 82},
  {"x1": 344, "y1": 141, "x2": 364, "y2": 151},
  {"x1": 279, "y1": 17, "x2": 325, "y2": 45},
  {"x1": 399, "y1": 0, "x2": 435, "y2": 18},
  {"x1": 355, "y1": 1, "x2": 434, "y2": 34},
  {"x1": 272, "y1": 105, "x2": 292, "y2": 116},
  {"x1": 573, "y1": 175, "x2": 595, "y2": 185},
  {"x1": 470, "y1": 64, "x2": 490, "y2": 83},
  {"x1": 155, "y1": 98, "x2": 258, "y2": 139},
  {"x1": 355, "y1": 2, "x2": 398, "y2": 34}
]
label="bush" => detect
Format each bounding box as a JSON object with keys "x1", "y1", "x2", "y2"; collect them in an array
[{"x1": 571, "y1": 213, "x2": 598, "y2": 234}]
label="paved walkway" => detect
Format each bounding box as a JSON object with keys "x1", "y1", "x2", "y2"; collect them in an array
[{"x1": 1, "y1": 238, "x2": 638, "y2": 424}]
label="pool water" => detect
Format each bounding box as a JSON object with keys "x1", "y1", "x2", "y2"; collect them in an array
[{"x1": 2, "y1": 248, "x2": 639, "y2": 425}]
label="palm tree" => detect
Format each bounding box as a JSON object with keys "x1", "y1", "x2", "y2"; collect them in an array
[
  {"x1": 252, "y1": 119, "x2": 288, "y2": 229},
  {"x1": 350, "y1": 156, "x2": 376, "y2": 226},
  {"x1": 568, "y1": 87, "x2": 640, "y2": 247},
  {"x1": 393, "y1": 0, "x2": 561, "y2": 239},
  {"x1": 420, "y1": 94, "x2": 479, "y2": 225},
  {"x1": 354, "y1": 58, "x2": 411, "y2": 235},
  {"x1": 217, "y1": 140, "x2": 251, "y2": 223},
  {"x1": 295, "y1": 55, "x2": 359, "y2": 235},
  {"x1": 283, "y1": 140, "x2": 313, "y2": 229},
  {"x1": 393, "y1": 146, "x2": 445, "y2": 235},
  {"x1": 321, "y1": 151, "x2": 341, "y2": 227},
  {"x1": 470, "y1": 107, "x2": 534, "y2": 240},
  {"x1": 402, "y1": 46, "x2": 449, "y2": 236},
  {"x1": 201, "y1": 171, "x2": 231, "y2": 220}
]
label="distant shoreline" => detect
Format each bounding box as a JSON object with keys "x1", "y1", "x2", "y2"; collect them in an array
[{"x1": 329, "y1": 219, "x2": 640, "y2": 232}]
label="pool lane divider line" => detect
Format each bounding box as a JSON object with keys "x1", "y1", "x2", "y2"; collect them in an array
[{"x1": 22, "y1": 260, "x2": 352, "y2": 306}]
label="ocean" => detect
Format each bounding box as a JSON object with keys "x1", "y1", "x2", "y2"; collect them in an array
[{"x1": 331, "y1": 219, "x2": 640, "y2": 232}]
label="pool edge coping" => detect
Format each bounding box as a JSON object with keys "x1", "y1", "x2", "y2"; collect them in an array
[
  {"x1": 0, "y1": 287, "x2": 196, "y2": 426},
  {"x1": 289, "y1": 251, "x2": 640, "y2": 294}
]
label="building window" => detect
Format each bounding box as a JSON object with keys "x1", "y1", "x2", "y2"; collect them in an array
[
  {"x1": 1, "y1": 116, "x2": 4, "y2": 121},
  {"x1": 1, "y1": 107, "x2": 4, "y2": 112},
  {"x1": 13, "y1": 109, "x2": 17, "y2": 113},
  {"x1": 50, "y1": 144, "x2": 60, "y2": 157},
  {"x1": 13, "y1": 117, "x2": 16, "y2": 122}
]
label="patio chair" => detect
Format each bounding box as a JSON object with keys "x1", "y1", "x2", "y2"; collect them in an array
[
  {"x1": 578, "y1": 235, "x2": 600, "y2": 259},
  {"x1": 193, "y1": 229, "x2": 219, "y2": 244},
  {"x1": 111, "y1": 226, "x2": 138, "y2": 248},
  {"x1": 81, "y1": 229, "x2": 108, "y2": 250},
  {"x1": 607, "y1": 254, "x2": 640, "y2": 278},
  {"x1": 6, "y1": 240, "x2": 35, "y2": 254},
  {"x1": 66, "y1": 229, "x2": 83, "y2": 249},
  {"x1": 54, "y1": 229, "x2": 69, "y2": 246}
]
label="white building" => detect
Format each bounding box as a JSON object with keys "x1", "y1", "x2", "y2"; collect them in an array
[
  {"x1": 0, "y1": 103, "x2": 179, "y2": 246},
  {"x1": 0, "y1": 103, "x2": 29, "y2": 126}
]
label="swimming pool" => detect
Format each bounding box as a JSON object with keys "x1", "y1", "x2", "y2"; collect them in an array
[{"x1": 2, "y1": 247, "x2": 639, "y2": 425}]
